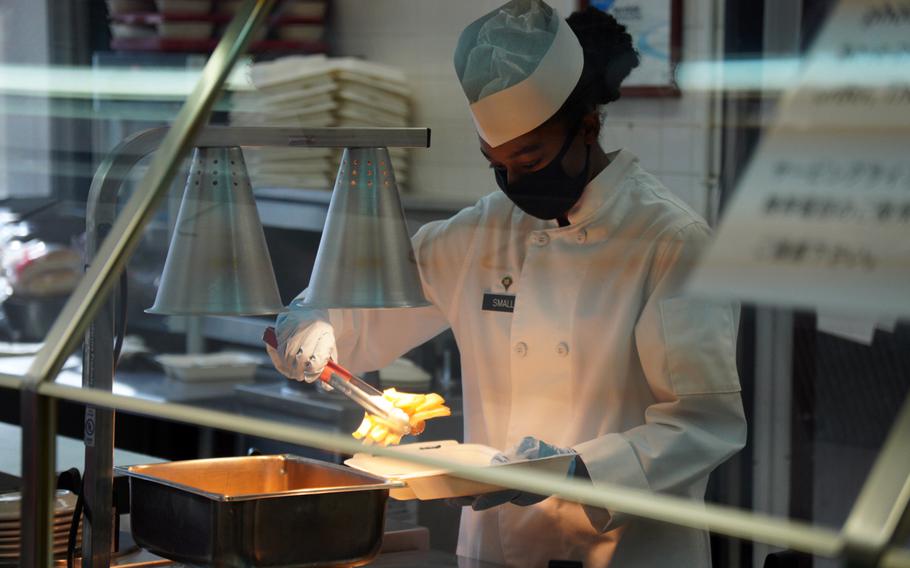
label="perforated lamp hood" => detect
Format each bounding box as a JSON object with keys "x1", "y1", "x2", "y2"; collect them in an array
[
  {"x1": 147, "y1": 147, "x2": 283, "y2": 316},
  {"x1": 299, "y1": 147, "x2": 429, "y2": 309}
]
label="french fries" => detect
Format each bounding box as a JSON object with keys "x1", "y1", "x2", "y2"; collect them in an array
[{"x1": 351, "y1": 388, "x2": 451, "y2": 446}]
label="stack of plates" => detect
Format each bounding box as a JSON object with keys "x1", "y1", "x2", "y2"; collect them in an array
[
  {"x1": 230, "y1": 55, "x2": 414, "y2": 190},
  {"x1": 0, "y1": 491, "x2": 81, "y2": 565}
]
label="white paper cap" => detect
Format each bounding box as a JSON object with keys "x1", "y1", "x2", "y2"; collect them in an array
[{"x1": 454, "y1": 0, "x2": 584, "y2": 147}]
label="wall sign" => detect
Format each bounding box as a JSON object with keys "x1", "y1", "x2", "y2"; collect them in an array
[
  {"x1": 580, "y1": 0, "x2": 682, "y2": 97},
  {"x1": 687, "y1": 0, "x2": 910, "y2": 317}
]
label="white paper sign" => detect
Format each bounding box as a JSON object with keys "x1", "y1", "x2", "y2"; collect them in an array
[
  {"x1": 688, "y1": 0, "x2": 910, "y2": 316},
  {"x1": 779, "y1": 0, "x2": 910, "y2": 130}
]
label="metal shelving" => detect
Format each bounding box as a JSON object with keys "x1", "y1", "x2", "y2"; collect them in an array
[{"x1": 253, "y1": 186, "x2": 474, "y2": 233}]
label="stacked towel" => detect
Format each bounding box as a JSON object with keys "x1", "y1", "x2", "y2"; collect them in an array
[{"x1": 230, "y1": 55, "x2": 413, "y2": 190}]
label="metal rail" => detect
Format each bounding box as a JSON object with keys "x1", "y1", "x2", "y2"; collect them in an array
[
  {"x1": 843, "y1": 394, "x2": 910, "y2": 564},
  {"x1": 38, "y1": 381, "x2": 845, "y2": 557},
  {"x1": 10, "y1": 0, "x2": 908, "y2": 565},
  {"x1": 0, "y1": 373, "x2": 23, "y2": 390},
  {"x1": 20, "y1": 0, "x2": 276, "y2": 565},
  {"x1": 883, "y1": 548, "x2": 910, "y2": 568},
  {"x1": 30, "y1": 380, "x2": 910, "y2": 567}
]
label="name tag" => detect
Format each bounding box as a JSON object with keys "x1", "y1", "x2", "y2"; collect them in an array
[{"x1": 482, "y1": 293, "x2": 515, "y2": 313}]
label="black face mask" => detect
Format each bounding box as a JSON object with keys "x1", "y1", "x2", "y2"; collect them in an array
[{"x1": 494, "y1": 121, "x2": 591, "y2": 222}]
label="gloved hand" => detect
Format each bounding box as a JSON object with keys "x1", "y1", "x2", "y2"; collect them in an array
[
  {"x1": 265, "y1": 306, "x2": 337, "y2": 383},
  {"x1": 451, "y1": 436, "x2": 578, "y2": 511}
]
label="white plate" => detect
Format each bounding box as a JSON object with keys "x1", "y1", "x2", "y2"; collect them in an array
[
  {"x1": 0, "y1": 524, "x2": 74, "y2": 536},
  {"x1": 0, "y1": 551, "x2": 74, "y2": 560},
  {"x1": 0, "y1": 513, "x2": 75, "y2": 529},
  {"x1": 345, "y1": 441, "x2": 575, "y2": 501},
  {"x1": 0, "y1": 524, "x2": 79, "y2": 542},
  {"x1": 0, "y1": 534, "x2": 76, "y2": 549},
  {"x1": 0, "y1": 534, "x2": 75, "y2": 550},
  {"x1": 156, "y1": 352, "x2": 261, "y2": 383},
  {"x1": 0, "y1": 491, "x2": 76, "y2": 521}
]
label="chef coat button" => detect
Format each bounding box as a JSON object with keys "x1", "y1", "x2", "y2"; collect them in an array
[
  {"x1": 556, "y1": 342, "x2": 569, "y2": 357},
  {"x1": 575, "y1": 229, "x2": 587, "y2": 244},
  {"x1": 532, "y1": 233, "x2": 549, "y2": 246},
  {"x1": 514, "y1": 342, "x2": 528, "y2": 357}
]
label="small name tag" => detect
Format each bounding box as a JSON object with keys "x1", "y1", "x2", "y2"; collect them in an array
[{"x1": 482, "y1": 293, "x2": 515, "y2": 313}]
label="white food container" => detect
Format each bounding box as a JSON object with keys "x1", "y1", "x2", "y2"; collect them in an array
[
  {"x1": 345, "y1": 440, "x2": 575, "y2": 500},
  {"x1": 156, "y1": 352, "x2": 261, "y2": 383}
]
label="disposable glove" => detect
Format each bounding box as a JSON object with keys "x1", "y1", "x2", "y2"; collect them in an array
[
  {"x1": 451, "y1": 436, "x2": 579, "y2": 511},
  {"x1": 265, "y1": 306, "x2": 337, "y2": 383}
]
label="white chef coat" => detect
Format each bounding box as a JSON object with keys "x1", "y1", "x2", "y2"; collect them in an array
[{"x1": 321, "y1": 150, "x2": 747, "y2": 567}]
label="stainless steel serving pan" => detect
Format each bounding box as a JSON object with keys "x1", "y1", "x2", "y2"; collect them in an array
[{"x1": 116, "y1": 454, "x2": 403, "y2": 567}]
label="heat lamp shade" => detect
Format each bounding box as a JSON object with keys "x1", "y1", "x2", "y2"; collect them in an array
[
  {"x1": 300, "y1": 147, "x2": 430, "y2": 309},
  {"x1": 147, "y1": 146, "x2": 284, "y2": 316}
]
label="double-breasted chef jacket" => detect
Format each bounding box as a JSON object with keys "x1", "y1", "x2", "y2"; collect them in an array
[{"x1": 315, "y1": 150, "x2": 747, "y2": 567}]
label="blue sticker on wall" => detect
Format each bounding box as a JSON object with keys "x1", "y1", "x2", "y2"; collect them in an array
[
  {"x1": 638, "y1": 23, "x2": 671, "y2": 60},
  {"x1": 590, "y1": 0, "x2": 616, "y2": 11}
]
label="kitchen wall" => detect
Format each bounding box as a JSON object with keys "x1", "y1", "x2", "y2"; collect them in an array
[
  {"x1": 329, "y1": 0, "x2": 722, "y2": 221},
  {"x1": 601, "y1": 0, "x2": 723, "y2": 221},
  {"x1": 0, "y1": 0, "x2": 52, "y2": 199}
]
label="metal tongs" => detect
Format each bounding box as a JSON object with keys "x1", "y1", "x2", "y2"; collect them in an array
[{"x1": 263, "y1": 327, "x2": 411, "y2": 435}]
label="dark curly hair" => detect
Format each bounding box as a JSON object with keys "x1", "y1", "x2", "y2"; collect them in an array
[{"x1": 552, "y1": 7, "x2": 640, "y2": 127}]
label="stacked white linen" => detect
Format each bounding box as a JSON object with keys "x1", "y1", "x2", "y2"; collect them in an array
[{"x1": 230, "y1": 55, "x2": 413, "y2": 190}]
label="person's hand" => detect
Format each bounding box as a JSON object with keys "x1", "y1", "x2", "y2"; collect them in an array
[
  {"x1": 265, "y1": 307, "x2": 336, "y2": 383},
  {"x1": 449, "y1": 437, "x2": 578, "y2": 511}
]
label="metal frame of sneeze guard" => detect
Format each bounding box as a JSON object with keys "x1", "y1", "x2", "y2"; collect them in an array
[{"x1": 11, "y1": 0, "x2": 910, "y2": 567}]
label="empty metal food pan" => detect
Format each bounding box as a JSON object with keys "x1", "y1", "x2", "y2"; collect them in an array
[{"x1": 116, "y1": 454, "x2": 401, "y2": 567}]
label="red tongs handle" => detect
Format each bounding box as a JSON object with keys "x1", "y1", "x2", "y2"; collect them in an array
[
  {"x1": 263, "y1": 326, "x2": 350, "y2": 384},
  {"x1": 263, "y1": 326, "x2": 279, "y2": 349}
]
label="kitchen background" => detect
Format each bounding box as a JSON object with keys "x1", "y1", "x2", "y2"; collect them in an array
[
  {"x1": 0, "y1": 0, "x2": 719, "y2": 215},
  {"x1": 0, "y1": 1, "x2": 907, "y2": 567}
]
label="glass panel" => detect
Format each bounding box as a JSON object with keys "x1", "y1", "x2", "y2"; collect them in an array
[{"x1": 1, "y1": 1, "x2": 908, "y2": 567}]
